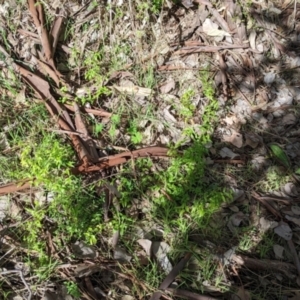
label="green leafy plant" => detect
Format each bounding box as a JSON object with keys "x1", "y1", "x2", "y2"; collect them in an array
[
  {"x1": 199, "y1": 69, "x2": 219, "y2": 143},
  {"x1": 147, "y1": 67, "x2": 232, "y2": 249},
  {"x1": 109, "y1": 114, "x2": 121, "y2": 139},
  {"x1": 258, "y1": 166, "x2": 290, "y2": 192},
  {"x1": 151, "y1": 0, "x2": 164, "y2": 13},
  {"x1": 0, "y1": 103, "x2": 106, "y2": 261},
  {"x1": 64, "y1": 281, "x2": 81, "y2": 299},
  {"x1": 128, "y1": 120, "x2": 143, "y2": 144},
  {"x1": 178, "y1": 88, "x2": 196, "y2": 121}
]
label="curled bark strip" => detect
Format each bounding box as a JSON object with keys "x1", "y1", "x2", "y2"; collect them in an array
[
  {"x1": 17, "y1": 64, "x2": 74, "y2": 131},
  {"x1": 28, "y1": 0, "x2": 52, "y2": 60},
  {"x1": 73, "y1": 146, "x2": 169, "y2": 174},
  {"x1": 16, "y1": 63, "x2": 90, "y2": 165},
  {"x1": 50, "y1": 14, "x2": 64, "y2": 55},
  {"x1": 73, "y1": 102, "x2": 99, "y2": 162},
  {"x1": 28, "y1": 0, "x2": 62, "y2": 80},
  {"x1": 34, "y1": 56, "x2": 60, "y2": 86},
  {"x1": 150, "y1": 252, "x2": 192, "y2": 300},
  {"x1": 0, "y1": 180, "x2": 32, "y2": 195}
]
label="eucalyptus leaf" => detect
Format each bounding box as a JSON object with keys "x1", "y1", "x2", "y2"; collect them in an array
[{"x1": 269, "y1": 144, "x2": 291, "y2": 169}]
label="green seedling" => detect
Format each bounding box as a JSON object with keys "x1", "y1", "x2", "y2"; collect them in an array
[
  {"x1": 258, "y1": 166, "x2": 290, "y2": 192},
  {"x1": 178, "y1": 88, "x2": 196, "y2": 121},
  {"x1": 64, "y1": 281, "x2": 81, "y2": 299},
  {"x1": 109, "y1": 114, "x2": 121, "y2": 139},
  {"x1": 128, "y1": 120, "x2": 143, "y2": 144}
]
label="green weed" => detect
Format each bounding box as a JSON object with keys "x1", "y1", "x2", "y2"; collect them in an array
[
  {"x1": 138, "y1": 65, "x2": 156, "y2": 89},
  {"x1": 109, "y1": 114, "x2": 121, "y2": 140},
  {"x1": 178, "y1": 88, "x2": 196, "y2": 121},
  {"x1": 257, "y1": 232, "x2": 275, "y2": 259},
  {"x1": 258, "y1": 166, "x2": 290, "y2": 192},
  {"x1": 64, "y1": 281, "x2": 81, "y2": 299},
  {"x1": 199, "y1": 70, "x2": 219, "y2": 143},
  {"x1": 136, "y1": 0, "x2": 164, "y2": 16},
  {"x1": 127, "y1": 120, "x2": 143, "y2": 144},
  {"x1": 0, "y1": 103, "x2": 106, "y2": 262}
]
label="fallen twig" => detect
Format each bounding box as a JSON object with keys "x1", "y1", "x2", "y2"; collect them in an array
[
  {"x1": 213, "y1": 159, "x2": 245, "y2": 164},
  {"x1": 174, "y1": 45, "x2": 248, "y2": 55},
  {"x1": 251, "y1": 191, "x2": 282, "y2": 220},
  {"x1": 218, "y1": 53, "x2": 228, "y2": 101}
]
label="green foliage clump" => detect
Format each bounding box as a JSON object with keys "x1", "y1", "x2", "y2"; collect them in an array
[
  {"x1": 111, "y1": 68, "x2": 231, "y2": 242},
  {"x1": 153, "y1": 142, "x2": 231, "y2": 234},
  {"x1": 151, "y1": 0, "x2": 164, "y2": 13},
  {"x1": 127, "y1": 120, "x2": 143, "y2": 144},
  {"x1": 2, "y1": 104, "x2": 104, "y2": 266},
  {"x1": 199, "y1": 70, "x2": 219, "y2": 143},
  {"x1": 153, "y1": 69, "x2": 230, "y2": 235},
  {"x1": 179, "y1": 88, "x2": 196, "y2": 121},
  {"x1": 64, "y1": 281, "x2": 81, "y2": 299}
]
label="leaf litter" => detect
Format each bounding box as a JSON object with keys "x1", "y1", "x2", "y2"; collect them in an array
[{"x1": 1, "y1": 0, "x2": 300, "y2": 299}]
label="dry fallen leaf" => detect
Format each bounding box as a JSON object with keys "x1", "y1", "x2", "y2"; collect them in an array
[
  {"x1": 244, "y1": 133, "x2": 261, "y2": 149},
  {"x1": 71, "y1": 241, "x2": 97, "y2": 259},
  {"x1": 227, "y1": 212, "x2": 245, "y2": 234},
  {"x1": 160, "y1": 78, "x2": 175, "y2": 94},
  {"x1": 114, "y1": 246, "x2": 132, "y2": 262},
  {"x1": 282, "y1": 183, "x2": 298, "y2": 197},
  {"x1": 274, "y1": 222, "x2": 292, "y2": 241},
  {"x1": 181, "y1": 0, "x2": 194, "y2": 9},
  {"x1": 219, "y1": 147, "x2": 239, "y2": 159},
  {"x1": 152, "y1": 241, "x2": 173, "y2": 273},
  {"x1": 282, "y1": 113, "x2": 296, "y2": 125},
  {"x1": 273, "y1": 244, "x2": 284, "y2": 259},
  {"x1": 259, "y1": 217, "x2": 278, "y2": 233},
  {"x1": 222, "y1": 129, "x2": 243, "y2": 148},
  {"x1": 137, "y1": 239, "x2": 152, "y2": 257},
  {"x1": 231, "y1": 211, "x2": 245, "y2": 227},
  {"x1": 223, "y1": 115, "x2": 240, "y2": 127},
  {"x1": 291, "y1": 206, "x2": 300, "y2": 215},
  {"x1": 285, "y1": 215, "x2": 300, "y2": 227},
  {"x1": 121, "y1": 296, "x2": 135, "y2": 300},
  {"x1": 203, "y1": 18, "x2": 230, "y2": 38},
  {"x1": 249, "y1": 30, "x2": 257, "y2": 51},
  {"x1": 162, "y1": 107, "x2": 177, "y2": 123},
  {"x1": 264, "y1": 72, "x2": 276, "y2": 85}
]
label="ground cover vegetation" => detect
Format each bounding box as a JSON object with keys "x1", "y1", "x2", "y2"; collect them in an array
[{"x1": 0, "y1": 0, "x2": 300, "y2": 299}]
